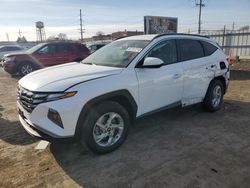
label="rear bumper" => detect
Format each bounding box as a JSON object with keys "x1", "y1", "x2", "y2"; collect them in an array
[{"x1": 224, "y1": 67, "x2": 230, "y2": 93}]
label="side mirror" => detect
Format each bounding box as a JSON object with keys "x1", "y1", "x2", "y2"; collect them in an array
[
  {"x1": 141, "y1": 57, "x2": 164, "y2": 68},
  {"x1": 35, "y1": 51, "x2": 43, "y2": 55}
]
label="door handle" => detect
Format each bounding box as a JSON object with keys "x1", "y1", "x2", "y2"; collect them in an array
[{"x1": 172, "y1": 74, "x2": 181, "y2": 79}]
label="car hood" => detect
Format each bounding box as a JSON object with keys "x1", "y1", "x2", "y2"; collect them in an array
[
  {"x1": 19, "y1": 62, "x2": 124, "y2": 92},
  {"x1": 4, "y1": 51, "x2": 27, "y2": 57}
]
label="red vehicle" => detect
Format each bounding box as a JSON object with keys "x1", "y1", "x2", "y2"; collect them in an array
[{"x1": 2, "y1": 42, "x2": 90, "y2": 76}]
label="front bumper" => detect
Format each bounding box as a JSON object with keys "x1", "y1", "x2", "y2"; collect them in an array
[
  {"x1": 18, "y1": 109, "x2": 75, "y2": 142},
  {"x1": 19, "y1": 114, "x2": 75, "y2": 142},
  {"x1": 17, "y1": 96, "x2": 81, "y2": 142},
  {"x1": 2, "y1": 61, "x2": 17, "y2": 74}
]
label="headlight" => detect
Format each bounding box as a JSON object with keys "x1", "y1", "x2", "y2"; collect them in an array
[
  {"x1": 46, "y1": 91, "x2": 77, "y2": 101},
  {"x1": 32, "y1": 91, "x2": 77, "y2": 103},
  {"x1": 4, "y1": 56, "x2": 15, "y2": 62}
]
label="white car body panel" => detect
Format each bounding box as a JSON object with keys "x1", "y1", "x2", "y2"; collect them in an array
[
  {"x1": 18, "y1": 69, "x2": 139, "y2": 137},
  {"x1": 19, "y1": 62, "x2": 123, "y2": 92},
  {"x1": 182, "y1": 56, "x2": 215, "y2": 104},
  {"x1": 135, "y1": 62, "x2": 183, "y2": 115},
  {"x1": 17, "y1": 34, "x2": 229, "y2": 138}
]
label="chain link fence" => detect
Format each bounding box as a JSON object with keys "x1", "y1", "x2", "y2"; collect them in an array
[{"x1": 201, "y1": 29, "x2": 250, "y2": 58}]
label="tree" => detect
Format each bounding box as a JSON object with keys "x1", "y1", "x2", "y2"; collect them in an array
[
  {"x1": 47, "y1": 35, "x2": 56, "y2": 41},
  {"x1": 17, "y1": 36, "x2": 27, "y2": 43},
  {"x1": 47, "y1": 33, "x2": 68, "y2": 41},
  {"x1": 96, "y1": 31, "x2": 105, "y2": 36},
  {"x1": 57, "y1": 33, "x2": 68, "y2": 40}
]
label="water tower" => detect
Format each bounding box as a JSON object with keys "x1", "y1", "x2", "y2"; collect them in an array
[{"x1": 36, "y1": 21, "x2": 46, "y2": 42}]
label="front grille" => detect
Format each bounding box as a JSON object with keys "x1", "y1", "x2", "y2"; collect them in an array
[{"x1": 17, "y1": 86, "x2": 48, "y2": 113}]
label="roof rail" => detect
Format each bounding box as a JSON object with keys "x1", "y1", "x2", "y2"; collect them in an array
[{"x1": 153, "y1": 33, "x2": 210, "y2": 40}]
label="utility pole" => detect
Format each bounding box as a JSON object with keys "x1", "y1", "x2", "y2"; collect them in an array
[
  {"x1": 196, "y1": 0, "x2": 205, "y2": 34},
  {"x1": 6, "y1": 33, "x2": 9, "y2": 42},
  {"x1": 232, "y1": 22, "x2": 235, "y2": 31},
  {"x1": 18, "y1": 30, "x2": 22, "y2": 38},
  {"x1": 80, "y1": 9, "x2": 83, "y2": 42},
  {"x1": 222, "y1": 25, "x2": 226, "y2": 49}
]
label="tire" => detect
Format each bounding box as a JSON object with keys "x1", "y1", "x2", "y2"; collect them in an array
[
  {"x1": 203, "y1": 79, "x2": 224, "y2": 112},
  {"x1": 18, "y1": 62, "x2": 34, "y2": 76},
  {"x1": 80, "y1": 101, "x2": 130, "y2": 154}
]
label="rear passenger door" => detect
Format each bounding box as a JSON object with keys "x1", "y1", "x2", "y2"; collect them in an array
[
  {"x1": 177, "y1": 39, "x2": 215, "y2": 106},
  {"x1": 33, "y1": 44, "x2": 56, "y2": 66},
  {"x1": 54, "y1": 43, "x2": 74, "y2": 64}
]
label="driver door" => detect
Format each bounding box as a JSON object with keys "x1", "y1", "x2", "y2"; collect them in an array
[
  {"x1": 33, "y1": 44, "x2": 56, "y2": 67},
  {"x1": 135, "y1": 40, "x2": 183, "y2": 115}
]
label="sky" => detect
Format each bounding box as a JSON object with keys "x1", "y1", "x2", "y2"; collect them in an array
[{"x1": 0, "y1": 0, "x2": 249, "y2": 41}]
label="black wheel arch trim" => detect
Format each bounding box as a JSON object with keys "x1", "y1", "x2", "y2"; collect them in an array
[
  {"x1": 74, "y1": 89, "x2": 138, "y2": 139},
  {"x1": 205, "y1": 75, "x2": 227, "y2": 98},
  {"x1": 214, "y1": 75, "x2": 227, "y2": 94},
  {"x1": 18, "y1": 60, "x2": 38, "y2": 71}
]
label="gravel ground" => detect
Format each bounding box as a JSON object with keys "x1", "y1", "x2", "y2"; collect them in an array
[{"x1": 0, "y1": 62, "x2": 250, "y2": 188}]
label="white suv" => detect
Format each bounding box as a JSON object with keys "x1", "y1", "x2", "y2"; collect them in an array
[{"x1": 17, "y1": 34, "x2": 230, "y2": 154}]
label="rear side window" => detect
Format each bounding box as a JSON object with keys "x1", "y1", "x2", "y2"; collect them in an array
[
  {"x1": 177, "y1": 39, "x2": 204, "y2": 61},
  {"x1": 56, "y1": 44, "x2": 71, "y2": 53},
  {"x1": 201, "y1": 41, "x2": 218, "y2": 56}
]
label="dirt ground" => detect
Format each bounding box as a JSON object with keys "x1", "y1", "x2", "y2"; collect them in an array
[{"x1": 0, "y1": 62, "x2": 250, "y2": 188}]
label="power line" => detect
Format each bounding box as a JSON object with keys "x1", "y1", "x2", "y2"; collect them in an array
[{"x1": 196, "y1": 0, "x2": 205, "y2": 34}]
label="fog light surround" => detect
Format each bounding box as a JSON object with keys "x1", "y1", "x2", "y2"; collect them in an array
[{"x1": 47, "y1": 108, "x2": 63, "y2": 128}]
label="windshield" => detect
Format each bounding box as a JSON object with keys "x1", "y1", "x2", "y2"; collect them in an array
[
  {"x1": 82, "y1": 40, "x2": 150, "y2": 67},
  {"x1": 26, "y1": 43, "x2": 45, "y2": 53}
]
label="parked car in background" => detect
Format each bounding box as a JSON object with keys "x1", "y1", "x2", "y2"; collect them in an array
[
  {"x1": 17, "y1": 34, "x2": 229, "y2": 154},
  {"x1": 0, "y1": 45, "x2": 23, "y2": 61},
  {"x1": 88, "y1": 43, "x2": 106, "y2": 53},
  {"x1": 2, "y1": 42, "x2": 90, "y2": 76}
]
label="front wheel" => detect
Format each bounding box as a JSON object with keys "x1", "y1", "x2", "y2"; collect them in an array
[
  {"x1": 18, "y1": 62, "x2": 34, "y2": 76},
  {"x1": 203, "y1": 79, "x2": 224, "y2": 112},
  {"x1": 80, "y1": 101, "x2": 130, "y2": 154}
]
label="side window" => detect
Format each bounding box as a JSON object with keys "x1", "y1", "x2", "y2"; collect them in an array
[
  {"x1": 1, "y1": 47, "x2": 8, "y2": 52},
  {"x1": 56, "y1": 44, "x2": 71, "y2": 53},
  {"x1": 11, "y1": 46, "x2": 22, "y2": 51},
  {"x1": 5, "y1": 46, "x2": 20, "y2": 51},
  {"x1": 77, "y1": 44, "x2": 89, "y2": 52},
  {"x1": 146, "y1": 40, "x2": 177, "y2": 65},
  {"x1": 201, "y1": 41, "x2": 218, "y2": 56},
  {"x1": 177, "y1": 39, "x2": 204, "y2": 61},
  {"x1": 91, "y1": 45, "x2": 97, "y2": 51},
  {"x1": 37, "y1": 44, "x2": 56, "y2": 54}
]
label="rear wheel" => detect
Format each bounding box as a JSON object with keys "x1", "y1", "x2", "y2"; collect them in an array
[
  {"x1": 80, "y1": 101, "x2": 130, "y2": 154},
  {"x1": 18, "y1": 62, "x2": 34, "y2": 76},
  {"x1": 203, "y1": 79, "x2": 224, "y2": 112}
]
